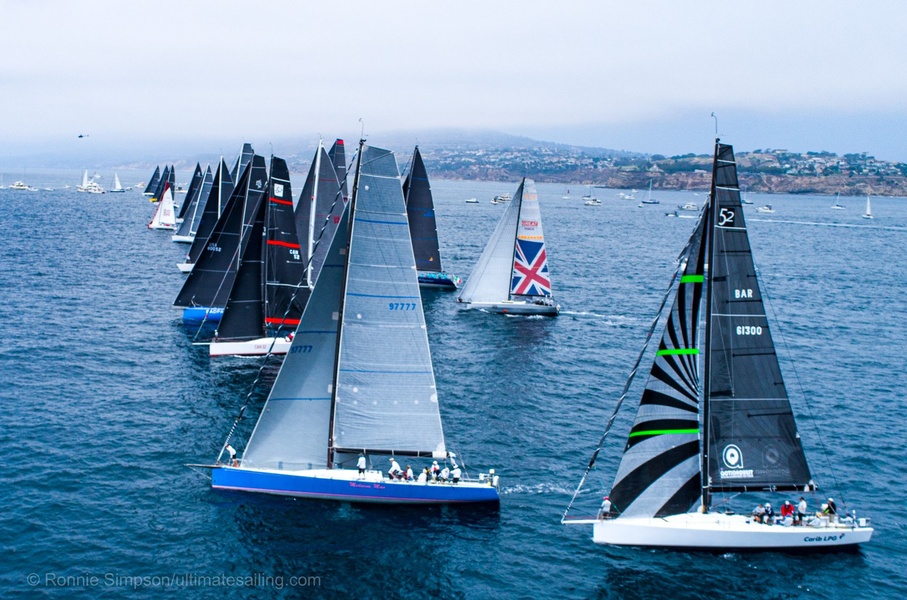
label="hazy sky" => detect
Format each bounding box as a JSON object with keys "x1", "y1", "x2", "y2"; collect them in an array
[{"x1": 3, "y1": 1, "x2": 907, "y2": 161}]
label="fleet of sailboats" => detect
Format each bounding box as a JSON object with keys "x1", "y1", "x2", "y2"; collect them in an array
[
  {"x1": 126, "y1": 134, "x2": 878, "y2": 546},
  {"x1": 562, "y1": 140, "x2": 873, "y2": 551}
]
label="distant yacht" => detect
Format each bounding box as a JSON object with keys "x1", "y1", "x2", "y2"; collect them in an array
[
  {"x1": 831, "y1": 194, "x2": 845, "y2": 210},
  {"x1": 862, "y1": 196, "x2": 873, "y2": 219},
  {"x1": 756, "y1": 204, "x2": 775, "y2": 214}
]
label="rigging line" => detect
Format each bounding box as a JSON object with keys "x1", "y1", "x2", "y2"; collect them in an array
[
  {"x1": 561, "y1": 261, "x2": 685, "y2": 522},
  {"x1": 757, "y1": 268, "x2": 845, "y2": 504},
  {"x1": 217, "y1": 147, "x2": 359, "y2": 464}
]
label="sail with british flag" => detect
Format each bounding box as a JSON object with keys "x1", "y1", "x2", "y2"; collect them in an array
[{"x1": 458, "y1": 178, "x2": 558, "y2": 315}]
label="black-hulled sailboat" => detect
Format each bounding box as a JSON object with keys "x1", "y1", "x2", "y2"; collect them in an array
[
  {"x1": 563, "y1": 140, "x2": 873, "y2": 550},
  {"x1": 206, "y1": 142, "x2": 499, "y2": 504},
  {"x1": 402, "y1": 146, "x2": 460, "y2": 289},
  {"x1": 208, "y1": 157, "x2": 308, "y2": 356},
  {"x1": 143, "y1": 166, "x2": 161, "y2": 196}
]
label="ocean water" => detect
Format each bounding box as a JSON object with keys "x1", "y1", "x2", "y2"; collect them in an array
[{"x1": 2, "y1": 170, "x2": 906, "y2": 599}]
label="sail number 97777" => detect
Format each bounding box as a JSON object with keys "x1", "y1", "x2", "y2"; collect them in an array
[
  {"x1": 736, "y1": 325, "x2": 763, "y2": 336},
  {"x1": 388, "y1": 302, "x2": 417, "y2": 311}
]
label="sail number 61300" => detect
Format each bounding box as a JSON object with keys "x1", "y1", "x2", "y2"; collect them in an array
[{"x1": 736, "y1": 325, "x2": 763, "y2": 336}]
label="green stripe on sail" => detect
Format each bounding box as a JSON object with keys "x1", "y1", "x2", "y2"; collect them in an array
[
  {"x1": 656, "y1": 348, "x2": 699, "y2": 356},
  {"x1": 629, "y1": 428, "x2": 699, "y2": 438},
  {"x1": 681, "y1": 274, "x2": 704, "y2": 283}
]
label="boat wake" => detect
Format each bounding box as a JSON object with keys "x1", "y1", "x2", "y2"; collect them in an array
[
  {"x1": 502, "y1": 482, "x2": 576, "y2": 496},
  {"x1": 751, "y1": 218, "x2": 907, "y2": 232}
]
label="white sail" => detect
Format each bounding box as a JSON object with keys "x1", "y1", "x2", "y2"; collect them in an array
[
  {"x1": 332, "y1": 146, "x2": 446, "y2": 455},
  {"x1": 148, "y1": 185, "x2": 177, "y2": 229},
  {"x1": 113, "y1": 173, "x2": 122, "y2": 191},
  {"x1": 458, "y1": 185, "x2": 522, "y2": 304}
]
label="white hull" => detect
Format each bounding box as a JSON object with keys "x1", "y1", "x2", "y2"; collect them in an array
[
  {"x1": 177, "y1": 262, "x2": 194, "y2": 273},
  {"x1": 458, "y1": 299, "x2": 559, "y2": 316},
  {"x1": 148, "y1": 223, "x2": 177, "y2": 231},
  {"x1": 171, "y1": 234, "x2": 194, "y2": 243},
  {"x1": 582, "y1": 512, "x2": 872, "y2": 550},
  {"x1": 209, "y1": 336, "x2": 292, "y2": 357}
]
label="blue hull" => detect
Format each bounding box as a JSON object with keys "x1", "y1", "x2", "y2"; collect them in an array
[
  {"x1": 182, "y1": 306, "x2": 223, "y2": 324},
  {"x1": 211, "y1": 467, "x2": 500, "y2": 505}
]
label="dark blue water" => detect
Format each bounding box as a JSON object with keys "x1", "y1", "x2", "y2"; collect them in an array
[{"x1": 2, "y1": 170, "x2": 906, "y2": 598}]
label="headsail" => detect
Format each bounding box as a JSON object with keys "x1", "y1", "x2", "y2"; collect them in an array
[
  {"x1": 328, "y1": 139, "x2": 349, "y2": 201},
  {"x1": 295, "y1": 144, "x2": 345, "y2": 288},
  {"x1": 704, "y1": 142, "x2": 811, "y2": 497},
  {"x1": 174, "y1": 165, "x2": 214, "y2": 239},
  {"x1": 177, "y1": 164, "x2": 203, "y2": 220},
  {"x1": 184, "y1": 160, "x2": 234, "y2": 266},
  {"x1": 231, "y1": 143, "x2": 254, "y2": 182},
  {"x1": 607, "y1": 210, "x2": 707, "y2": 518},
  {"x1": 143, "y1": 166, "x2": 160, "y2": 195}
]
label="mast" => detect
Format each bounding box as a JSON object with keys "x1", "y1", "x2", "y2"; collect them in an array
[
  {"x1": 700, "y1": 138, "x2": 719, "y2": 513},
  {"x1": 326, "y1": 139, "x2": 364, "y2": 469},
  {"x1": 307, "y1": 139, "x2": 323, "y2": 287}
]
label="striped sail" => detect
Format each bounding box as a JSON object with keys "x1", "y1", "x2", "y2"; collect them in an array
[
  {"x1": 607, "y1": 209, "x2": 707, "y2": 518},
  {"x1": 331, "y1": 145, "x2": 446, "y2": 455},
  {"x1": 705, "y1": 143, "x2": 811, "y2": 494},
  {"x1": 240, "y1": 201, "x2": 351, "y2": 470},
  {"x1": 458, "y1": 180, "x2": 523, "y2": 304}
]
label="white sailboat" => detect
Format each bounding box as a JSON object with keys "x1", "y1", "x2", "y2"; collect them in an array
[
  {"x1": 76, "y1": 170, "x2": 105, "y2": 194},
  {"x1": 109, "y1": 172, "x2": 126, "y2": 193},
  {"x1": 563, "y1": 139, "x2": 873, "y2": 550},
  {"x1": 457, "y1": 178, "x2": 559, "y2": 316},
  {"x1": 862, "y1": 196, "x2": 873, "y2": 219},
  {"x1": 147, "y1": 183, "x2": 177, "y2": 230},
  {"x1": 203, "y1": 142, "x2": 500, "y2": 504}
]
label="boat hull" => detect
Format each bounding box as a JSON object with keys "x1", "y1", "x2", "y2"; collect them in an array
[
  {"x1": 209, "y1": 336, "x2": 291, "y2": 357},
  {"x1": 459, "y1": 300, "x2": 559, "y2": 316},
  {"x1": 211, "y1": 467, "x2": 500, "y2": 505},
  {"x1": 171, "y1": 234, "x2": 194, "y2": 244},
  {"x1": 176, "y1": 262, "x2": 194, "y2": 273},
  {"x1": 589, "y1": 513, "x2": 872, "y2": 550},
  {"x1": 182, "y1": 306, "x2": 223, "y2": 324}
]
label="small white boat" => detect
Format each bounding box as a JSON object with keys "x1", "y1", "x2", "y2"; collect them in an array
[
  {"x1": 584, "y1": 198, "x2": 602, "y2": 206},
  {"x1": 109, "y1": 172, "x2": 126, "y2": 193},
  {"x1": 756, "y1": 204, "x2": 775, "y2": 214},
  {"x1": 9, "y1": 181, "x2": 37, "y2": 191},
  {"x1": 678, "y1": 202, "x2": 698, "y2": 211},
  {"x1": 465, "y1": 197, "x2": 478, "y2": 203},
  {"x1": 491, "y1": 193, "x2": 511, "y2": 204},
  {"x1": 862, "y1": 196, "x2": 873, "y2": 219}
]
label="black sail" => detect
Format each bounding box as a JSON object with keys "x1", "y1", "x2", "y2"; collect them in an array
[
  {"x1": 328, "y1": 138, "x2": 348, "y2": 201},
  {"x1": 151, "y1": 165, "x2": 171, "y2": 201},
  {"x1": 402, "y1": 146, "x2": 443, "y2": 273},
  {"x1": 608, "y1": 210, "x2": 708, "y2": 518},
  {"x1": 215, "y1": 184, "x2": 268, "y2": 341},
  {"x1": 184, "y1": 160, "x2": 235, "y2": 265},
  {"x1": 705, "y1": 142, "x2": 811, "y2": 494},
  {"x1": 143, "y1": 166, "x2": 160, "y2": 195},
  {"x1": 176, "y1": 163, "x2": 203, "y2": 220},
  {"x1": 295, "y1": 145, "x2": 344, "y2": 288},
  {"x1": 173, "y1": 159, "x2": 262, "y2": 309},
  {"x1": 231, "y1": 142, "x2": 254, "y2": 182},
  {"x1": 175, "y1": 165, "x2": 214, "y2": 239},
  {"x1": 264, "y1": 157, "x2": 307, "y2": 335}
]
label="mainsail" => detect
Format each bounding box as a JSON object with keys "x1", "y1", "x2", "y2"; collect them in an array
[
  {"x1": 402, "y1": 146, "x2": 443, "y2": 273},
  {"x1": 510, "y1": 180, "x2": 552, "y2": 300},
  {"x1": 328, "y1": 138, "x2": 348, "y2": 201},
  {"x1": 331, "y1": 145, "x2": 446, "y2": 456},
  {"x1": 704, "y1": 143, "x2": 811, "y2": 499},
  {"x1": 295, "y1": 143, "x2": 344, "y2": 288},
  {"x1": 231, "y1": 143, "x2": 254, "y2": 182},
  {"x1": 176, "y1": 164, "x2": 203, "y2": 221},
  {"x1": 143, "y1": 166, "x2": 160, "y2": 195},
  {"x1": 174, "y1": 165, "x2": 214, "y2": 240}
]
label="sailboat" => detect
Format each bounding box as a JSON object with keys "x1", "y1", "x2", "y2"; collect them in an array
[
  {"x1": 562, "y1": 140, "x2": 873, "y2": 550},
  {"x1": 143, "y1": 166, "x2": 160, "y2": 196},
  {"x1": 147, "y1": 182, "x2": 177, "y2": 230},
  {"x1": 109, "y1": 172, "x2": 126, "y2": 193},
  {"x1": 77, "y1": 169, "x2": 105, "y2": 194},
  {"x1": 402, "y1": 146, "x2": 460, "y2": 289},
  {"x1": 639, "y1": 180, "x2": 659, "y2": 205},
  {"x1": 172, "y1": 166, "x2": 214, "y2": 244},
  {"x1": 175, "y1": 164, "x2": 204, "y2": 223},
  {"x1": 173, "y1": 155, "x2": 267, "y2": 324},
  {"x1": 831, "y1": 193, "x2": 845, "y2": 210},
  {"x1": 208, "y1": 157, "x2": 307, "y2": 357},
  {"x1": 204, "y1": 142, "x2": 500, "y2": 504},
  {"x1": 457, "y1": 178, "x2": 559, "y2": 316},
  {"x1": 862, "y1": 196, "x2": 873, "y2": 219},
  {"x1": 176, "y1": 160, "x2": 234, "y2": 272}
]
